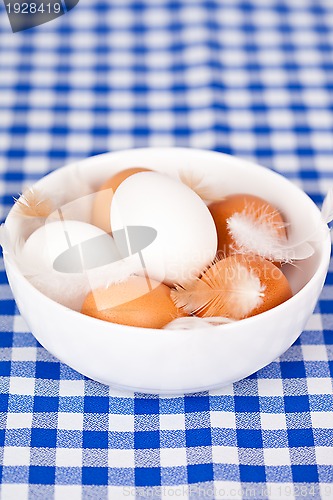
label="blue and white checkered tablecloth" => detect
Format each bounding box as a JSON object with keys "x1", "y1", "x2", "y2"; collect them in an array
[{"x1": 0, "y1": 0, "x2": 333, "y2": 498}]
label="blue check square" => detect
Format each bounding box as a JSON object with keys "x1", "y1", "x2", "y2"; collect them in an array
[
  {"x1": 280, "y1": 361, "x2": 306, "y2": 378},
  {"x1": 187, "y1": 464, "x2": 214, "y2": 483},
  {"x1": 240, "y1": 465, "x2": 266, "y2": 482},
  {"x1": 134, "y1": 431, "x2": 160, "y2": 449},
  {"x1": 83, "y1": 431, "x2": 108, "y2": 449},
  {"x1": 35, "y1": 361, "x2": 60, "y2": 380},
  {"x1": 288, "y1": 429, "x2": 314, "y2": 447},
  {"x1": 0, "y1": 361, "x2": 10, "y2": 376},
  {"x1": 234, "y1": 396, "x2": 260, "y2": 413},
  {"x1": 284, "y1": 396, "x2": 310, "y2": 413},
  {"x1": 34, "y1": 396, "x2": 58, "y2": 413},
  {"x1": 29, "y1": 466, "x2": 55, "y2": 484},
  {"x1": 31, "y1": 429, "x2": 57, "y2": 448},
  {"x1": 0, "y1": 333, "x2": 12, "y2": 347},
  {"x1": 186, "y1": 428, "x2": 211, "y2": 447},
  {"x1": 0, "y1": 393, "x2": 9, "y2": 412},
  {"x1": 82, "y1": 467, "x2": 108, "y2": 485},
  {"x1": 134, "y1": 398, "x2": 159, "y2": 415},
  {"x1": 184, "y1": 396, "x2": 210, "y2": 413},
  {"x1": 237, "y1": 429, "x2": 263, "y2": 448},
  {"x1": 84, "y1": 397, "x2": 109, "y2": 413},
  {"x1": 135, "y1": 467, "x2": 161, "y2": 486},
  {"x1": 292, "y1": 465, "x2": 319, "y2": 483}
]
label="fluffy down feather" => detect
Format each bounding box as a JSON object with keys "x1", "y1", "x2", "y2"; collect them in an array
[
  {"x1": 171, "y1": 257, "x2": 265, "y2": 320},
  {"x1": 227, "y1": 209, "x2": 314, "y2": 262}
]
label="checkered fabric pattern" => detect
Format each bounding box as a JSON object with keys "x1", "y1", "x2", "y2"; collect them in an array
[{"x1": 0, "y1": 0, "x2": 333, "y2": 498}]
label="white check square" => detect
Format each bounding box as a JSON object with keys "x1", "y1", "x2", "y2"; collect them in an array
[
  {"x1": 108, "y1": 448, "x2": 134, "y2": 468},
  {"x1": 57, "y1": 412, "x2": 83, "y2": 431},
  {"x1": 9, "y1": 377, "x2": 35, "y2": 396},
  {"x1": 160, "y1": 447, "x2": 187, "y2": 467},
  {"x1": 212, "y1": 445, "x2": 239, "y2": 465},
  {"x1": 11, "y1": 348, "x2": 37, "y2": 362},
  {"x1": 304, "y1": 314, "x2": 323, "y2": 331},
  {"x1": 54, "y1": 486, "x2": 82, "y2": 500},
  {"x1": 263, "y1": 447, "x2": 291, "y2": 466},
  {"x1": 6, "y1": 412, "x2": 32, "y2": 429},
  {"x1": 56, "y1": 447, "x2": 82, "y2": 467},
  {"x1": 260, "y1": 413, "x2": 286, "y2": 430},
  {"x1": 210, "y1": 411, "x2": 236, "y2": 429},
  {"x1": 159, "y1": 413, "x2": 185, "y2": 431},
  {"x1": 311, "y1": 411, "x2": 333, "y2": 429},
  {"x1": 315, "y1": 446, "x2": 333, "y2": 465},
  {"x1": 3, "y1": 446, "x2": 30, "y2": 466},
  {"x1": 257, "y1": 379, "x2": 283, "y2": 396},
  {"x1": 302, "y1": 344, "x2": 328, "y2": 361},
  {"x1": 59, "y1": 380, "x2": 85, "y2": 396},
  {"x1": 109, "y1": 414, "x2": 134, "y2": 432},
  {"x1": 0, "y1": 485, "x2": 29, "y2": 499},
  {"x1": 25, "y1": 132, "x2": 51, "y2": 150},
  {"x1": 307, "y1": 378, "x2": 333, "y2": 395}
]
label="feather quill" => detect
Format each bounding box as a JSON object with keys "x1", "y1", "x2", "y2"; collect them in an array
[
  {"x1": 163, "y1": 316, "x2": 235, "y2": 330},
  {"x1": 171, "y1": 259, "x2": 265, "y2": 320}
]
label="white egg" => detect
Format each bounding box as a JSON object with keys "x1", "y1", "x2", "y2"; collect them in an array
[
  {"x1": 22, "y1": 220, "x2": 117, "y2": 272},
  {"x1": 20, "y1": 220, "x2": 132, "y2": 311},
  {"x1": 110, "y1": 172, "x2": 218, "y2": 285}
]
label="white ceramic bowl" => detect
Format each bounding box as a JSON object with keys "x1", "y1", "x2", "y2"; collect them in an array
[{"x1": 3, "y1": 148, "x2": 331, "y2": 394}]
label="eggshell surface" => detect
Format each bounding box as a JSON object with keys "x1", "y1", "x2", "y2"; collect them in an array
[
  {"x1": 110, "y1": 172, "x2": 218, "y2": 285},
  {"x1": 22, "y1": 220, "x2": 115, "y2": 272},
  {"x1": 81, "y1": 275, "x2": 185, "y2": 328},
  {"x1": 92, "y1": 167, "x2": 150, "y2": 233},
  {"x1": 20, "y1": 221, "x2": 121, "y2": 310}
]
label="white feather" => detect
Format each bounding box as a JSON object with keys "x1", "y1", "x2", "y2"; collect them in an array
[
  {"x1": 163, "y1": 316, "x2": 235, "y2": 330},
  {"x1": 228, "y1": 211, "x2": 314, "y2": 262},
  {"x1": 171, "y1": 260, "x2": 265, "y2": 320}
]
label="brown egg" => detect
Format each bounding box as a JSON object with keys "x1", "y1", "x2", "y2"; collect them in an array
[
  {"x1": 171, "y1": 254, "x2": 292, "y2": 320},
  {"x1": 92, "y1": 167, "x2": 151, "y2": 233},
  {"x1": 81, "y1": 275, "x2": 185, "y2": 329},
  {"x1": 208, "y1": 194, "x2": 286, "y2": 260}
]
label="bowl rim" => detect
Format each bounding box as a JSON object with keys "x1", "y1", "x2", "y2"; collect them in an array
[{"x1": 4, "y1": 147, "x2": 332, "y2": 334}]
